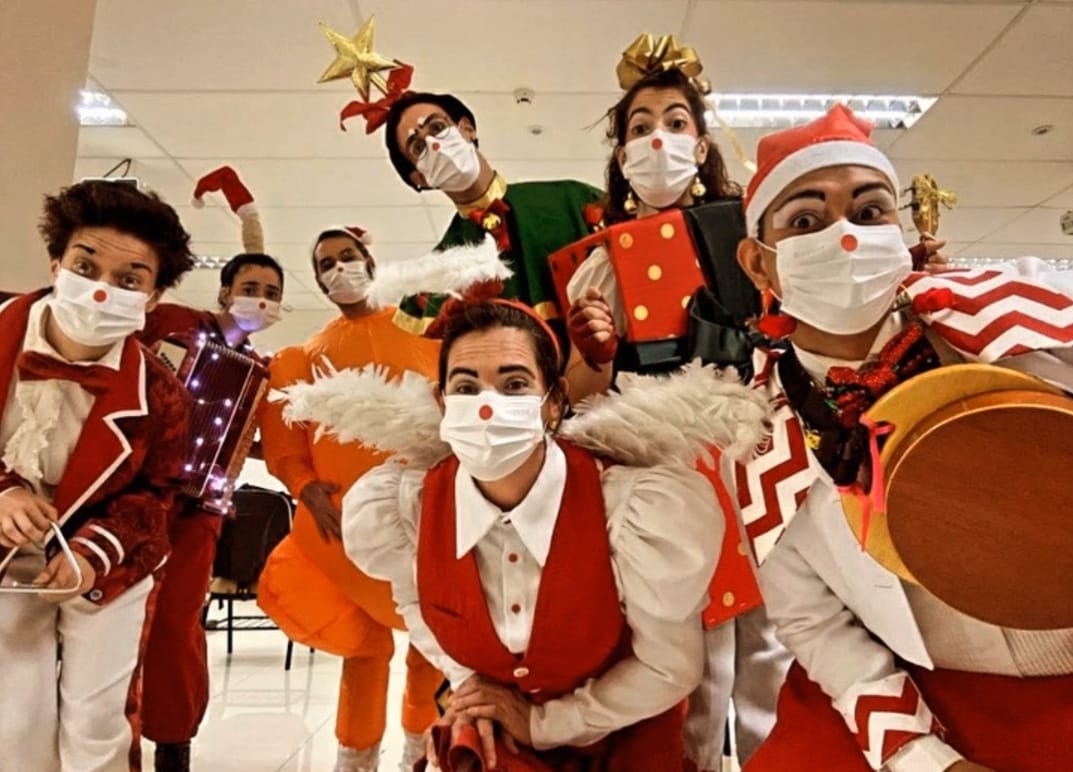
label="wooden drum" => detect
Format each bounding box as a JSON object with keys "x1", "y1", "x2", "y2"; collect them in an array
[{"x1": 841, "y1": 364, "x2": 1073, "y2": 630}]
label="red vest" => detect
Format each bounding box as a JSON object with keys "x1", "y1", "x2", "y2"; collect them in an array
[{"x1": 417, "y1": 440, "x2": 683, "y2": 768}]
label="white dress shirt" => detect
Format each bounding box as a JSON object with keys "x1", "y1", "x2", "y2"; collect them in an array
[
  {"x1": 565, "y1": 245, "x2": 628, "y2": 333},
  {"x1": 0, "y1": 298, "x2": 123, "y2": 497},
  {"x1": 342, "y1": 437, "x2": 721, "y2": 750}
]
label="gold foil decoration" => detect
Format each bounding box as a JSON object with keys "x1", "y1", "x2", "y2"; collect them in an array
[
  {"x1": 907, "y1": 173, "x2": 958, "y2": 237},
  {"x1": 617, "y1": 33, "x2": 706, "y2": 91},
  {"x1": 317, "y1": 16, "x2": 397, "y2": 101}
]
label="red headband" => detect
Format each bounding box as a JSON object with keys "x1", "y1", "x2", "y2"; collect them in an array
[{"x1": 425, "y1": 283, "x2": 563, "y2": 370}]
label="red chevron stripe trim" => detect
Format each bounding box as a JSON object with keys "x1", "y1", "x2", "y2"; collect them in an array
[
  {"x1": 947, "y1": 282, "x2": 1073, "y2": 314},
  {"x1": 852, "y1": 677, "x2": 937, "y2": 763},
  {"x1": 930, "y1": 311, "x2": 1073, "y2": 357}
]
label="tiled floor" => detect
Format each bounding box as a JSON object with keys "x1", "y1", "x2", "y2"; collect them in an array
[
  {"x1": 141, "y1": 600, "x2": 412, "y2": 772},
  {"x1": 150, "y1": 600, "x2": 741, "y2": 772}
]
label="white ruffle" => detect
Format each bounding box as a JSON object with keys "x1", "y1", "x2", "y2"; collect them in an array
[{"x1": 1, "y1": 380, "x2": 65, "y2": 491}]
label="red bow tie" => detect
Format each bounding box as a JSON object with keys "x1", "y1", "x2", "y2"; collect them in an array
[
  {"x1": 469, "y1": 198, "x2": 512, "y2": 252},
  {"x1": 16, "y1": 351, "x2": 116, "y2": 396}
]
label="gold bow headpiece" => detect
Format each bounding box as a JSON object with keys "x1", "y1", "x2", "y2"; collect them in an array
[{"x1": 616, "y1": 33, "x2": 709, "y2": 93}]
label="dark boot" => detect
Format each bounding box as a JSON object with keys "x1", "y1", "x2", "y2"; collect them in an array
[{"x1": 154, "y1": 741, "x2": 191, "y2": 772}]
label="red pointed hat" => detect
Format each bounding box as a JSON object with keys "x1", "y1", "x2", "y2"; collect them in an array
[{"x1": 743, "y1": 104, "x2": 899, "y2": 237}]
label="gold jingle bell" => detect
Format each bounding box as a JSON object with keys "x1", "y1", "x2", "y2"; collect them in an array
[{"x1": 481, "y1": 213, "x2": 502, "y2": 232}]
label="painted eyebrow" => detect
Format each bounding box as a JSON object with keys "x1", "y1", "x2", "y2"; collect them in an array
[
  {"x1": 627, "y1": 106, "x2": 654, "y2": 121},
  {"x1": 72, "y1": 243, "x2": 97, "y2": 254},
  {"x1": 773, "y1": 189, "x2": 826, "y2": 214},
  {"x1": 447, "y1": 366, "x2": 480, "y2": 379},
  {"x1": 498, "y1": 365, "x2": 536, "y2": 377},
  {"x1": 853, "y1": 181, "x2": 895, "y2": 198},
  {"x1": 128, "y1": 262, "x2": 153, "y2": 273}
]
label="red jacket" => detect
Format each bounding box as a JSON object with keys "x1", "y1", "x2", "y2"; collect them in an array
[{"x1": 0, "y1": 291, "x2": 191, "y2": 604}]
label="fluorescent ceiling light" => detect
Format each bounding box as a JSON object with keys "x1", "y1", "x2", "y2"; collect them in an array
[
  {"x1": 192, "y1": 255, "x2": 229, "y2": 270},
  {"x1": 949, "y1": 257, "x2": 1073, "y2": 271},
  {"x1": 78, "y1": 90, "x2": 131, "y2": 126},
  {"x1": 706, "y1": 94, "x2": 937, "y2": 129}
]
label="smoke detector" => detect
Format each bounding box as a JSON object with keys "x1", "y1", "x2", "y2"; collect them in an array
[{"x1": 514, "y1": 87, "x2": 535, "y2": 105}]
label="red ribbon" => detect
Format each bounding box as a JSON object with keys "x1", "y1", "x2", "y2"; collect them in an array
[
  {"x1": 339, "y1": 63, "x2": 415, "y2": 134},
  {"x1": 839, "y1": 416, "x2": 894, "y2": 552},
  {"x1": 468, "y1": 198, "x2": 512, "y2": 252}
]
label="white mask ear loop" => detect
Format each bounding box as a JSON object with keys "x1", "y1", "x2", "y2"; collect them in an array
[{"x1": 0, "y1": 521, "x2": 83, "y2": 594}]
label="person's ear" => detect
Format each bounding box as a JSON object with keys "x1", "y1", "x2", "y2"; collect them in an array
[
  {"x1": 737, "y1": 238, "x2": 772, "y2": 293},
  {"x1": 433, "y1": 384, "x2": 446, "y2": 414},
  {"x1": 410, "y1": 170, "x2": 429, "y2": 190},
  {"x1": 458, "y1": 117, "x2": 477, "y2": 143},
  {"x1": 49, "y1": 258, "x2": 61, "y2": 281},
  {"x1": 695, "y1": 134, "x2": 710, "y2": 165},
  {"x1": 218, "y1": 287, "x2": 231, "y2": 310},
  {"x1": 614, "y1": 144, "x2": 627, "y2": 174}
]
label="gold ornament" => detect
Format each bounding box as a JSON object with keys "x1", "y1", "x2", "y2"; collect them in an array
[
  {"x1": 623, "y1": 190, "x2": 638, "y2": 215},
  {"x1": 617, "y1": 33, "x2": 705, "y2": 92},
  {"x1": 317, "y1": 16, "x2": 397, "y2": 102},
  {"x1": 690, "y1": 176, "x2": 707, "y2": 199},
  {"x1": 906, "y1": 173, "x2": 958, "y2": 237},
  {"x1": 481, "y1": 213, "x2": 502, "y2": 232}
]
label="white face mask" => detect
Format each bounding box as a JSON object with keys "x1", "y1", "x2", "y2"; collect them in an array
[
  {"x1": 440, "y1": 391, "x2": 546, "y2": 482},
  {"x1": 765, "y1": 220, "x2": 912, "y2": 335},
  {"x1": 415, "y1": 126, "x2": 482, "y2": 192},
  {"x1": 622, "y1": 129, "x2": 701, "y2": 209},
  {"x1": 320, "y1": 260, "x2": 371, "y2": 305},
  {"x1": 47, "y1": 268, "x2": 148, "y2": 347},
  {"x1": 228, "y1": 296, "x2": 282, "y2": 333}
]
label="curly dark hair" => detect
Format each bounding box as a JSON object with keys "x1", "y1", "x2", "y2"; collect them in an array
[
  {"x1": 39, "y1": 180, "x2": 194, "y2": 289},
  {"x1": 603, "y1": 68, "x2": 742, "y2": 224},
  {"x1": 435, "y1": 293, "x2": 566, "y2": 410}
]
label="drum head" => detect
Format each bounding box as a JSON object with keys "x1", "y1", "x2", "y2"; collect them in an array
[{"x1": 887, "y1": 394, "x2": 1073, "y2": 630}]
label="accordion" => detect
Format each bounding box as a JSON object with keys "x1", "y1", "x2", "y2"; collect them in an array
[{"x1": 157, "y1": 334, "x2": 269, "y2": 514}]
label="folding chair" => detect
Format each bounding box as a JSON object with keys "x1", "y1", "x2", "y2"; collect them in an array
[{"x1": 201, "y1": 484, "x2": 306, "y2": 668}]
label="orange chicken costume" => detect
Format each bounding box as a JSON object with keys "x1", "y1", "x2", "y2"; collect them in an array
[{"x1": 257, "y1": 308, "x2": 443, "y2": 758}]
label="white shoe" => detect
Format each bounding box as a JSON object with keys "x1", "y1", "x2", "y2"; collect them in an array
[
  {"x1": 399, "y1": 730, "x2": 425, "y2": 771},
  {"x1": 335, "y1": 743, "x2": 380, "y2": 772}
]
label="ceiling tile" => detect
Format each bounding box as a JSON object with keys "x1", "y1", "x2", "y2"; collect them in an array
[
  {"x1": 77, "y1": 126, "x2": 166, "y2": 159},
  {"x1": 1045, "y1": 183, "x2": 1073, "y2": 208},
  {"x1": 88, "y1": 0, "x2": 351, "y2": 91},
  {"x1": 359, "y1": 0, "x2": 689, "y2": 93},
  {"x1": 890, "y1": 160, "x2": 1073, "y2": 208},
  {"x1": 255, "y1": 205, "x2": 437, "y2": 245},
  {"x1": 910, "y1": 206, "x2": 1029, "y2": 242},
  {"x1": 687, "y1": 1, "x2": 1019, "y2": 93},
  {"x1": 887, "y1": 96, "x2": 1073, "y2": 161},
  {"x1": 73, "y1": 157, "x2": 196, "y2": 205},
  {"x1": 953, "y1": 5, "x2": 1073, "y2": 97},
  {"x1": 985, "y1": 207, "x2": 1073, "y2": 245}
]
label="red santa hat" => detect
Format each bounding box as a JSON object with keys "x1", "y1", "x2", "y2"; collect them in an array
[
  {"x1": 191, "y1": 165, "x2": 265, "y2": 254},
  {"x1": 743, "y1": 104, "x2": 899, "y2": 237}
]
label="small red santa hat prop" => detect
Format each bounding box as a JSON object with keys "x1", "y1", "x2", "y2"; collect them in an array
[
  {"x1": 743, "y1": 104, "x2": 899, "y2": 238},
  {"x1": 191, "y1": 165, "x2": 265, "y2": 254}
]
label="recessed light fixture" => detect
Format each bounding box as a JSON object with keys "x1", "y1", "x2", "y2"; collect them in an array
[
  {"x1": 706, "y1": 94, "x2": 937, "y2": 129},
  {"x1": 78, "y1": 90, "x2": 131, "y2": 127}
]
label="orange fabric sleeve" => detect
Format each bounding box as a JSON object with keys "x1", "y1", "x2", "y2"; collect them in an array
[{"x1": 259, "y1": 345, "x2": 318, "y2": 498}]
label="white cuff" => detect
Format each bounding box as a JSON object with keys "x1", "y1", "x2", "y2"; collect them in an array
[
  {"x1": 885, "y1": 734, "x2": 963, "y2": 772},
  {"x1": 529, "y1": 697, "x2": 588, "y2": 751},
  {"x1": 447, "y1": 665, "x2": 477, "y2": 692}
]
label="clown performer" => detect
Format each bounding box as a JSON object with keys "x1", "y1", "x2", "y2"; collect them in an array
[
  {"x1": 137, "y1": 166, "x2": 285, "y2": 772},
  {"x1": 257, "y1": 234, "x2": 513, "y2": 772},
  {"x1": 316, "y1": 16, "x2": 603, "y2": 343},
  {"x1": 275, "y1": 276, "x2": 770, "y2": 770},
  {"x1": 729, "y1": 104, "x2": 1073, "y2": 772},
  {"x1": 557, "y1": 34, "x2": 786, "y2": 771},
  {"x1": 0, "y1": 180, "x2": 193, "y2": 771}
]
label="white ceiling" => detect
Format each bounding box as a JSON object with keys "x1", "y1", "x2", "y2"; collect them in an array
[{"x1": 77, "y1": 0, "x2": 1073, "y2": 350}]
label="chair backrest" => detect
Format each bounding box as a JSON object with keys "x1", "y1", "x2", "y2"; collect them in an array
[{"x1": 212, "y1": 485, "x2": 294, "y2": 587}]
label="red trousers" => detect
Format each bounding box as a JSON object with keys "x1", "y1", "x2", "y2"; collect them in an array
[
  {"x1": 746, "y1": 661, "x2": 1073, "y2": 771},
  {"x1": 141, "y1": 510, "x2": 222, "y2": 743}
]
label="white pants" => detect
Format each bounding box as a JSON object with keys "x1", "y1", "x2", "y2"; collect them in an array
[
  {"x1": 0, "y1": 550, "x2": 155, "y2": 772},
  {"x1": 684, "y1": 604, "x2": 791, "y2": 769}
]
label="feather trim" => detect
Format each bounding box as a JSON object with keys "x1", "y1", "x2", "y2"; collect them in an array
[
  {"x1": 562, "y1": 360, "x2": 771, "y2": 466},
  {"x1": 367, "y1": 234, "x2": 511, "y2": 307},
  {"x1": 271, "y1": 359, "x2": 770, "y2": 472},
  {"x1": 269, "y1": 361, "x2": 449, "y2": 468}
]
